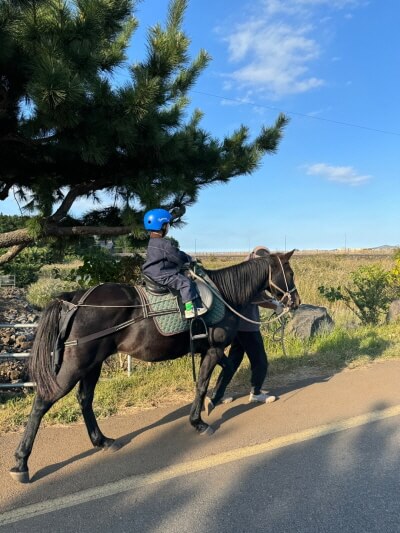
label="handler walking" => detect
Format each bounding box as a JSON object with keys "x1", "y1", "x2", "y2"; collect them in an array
[{"x1": 207, "y1": 246, "x2": 283, "y2": 411}]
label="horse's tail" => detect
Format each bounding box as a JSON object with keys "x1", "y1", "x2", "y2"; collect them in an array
[{"x1": 29, "y1": 299, "x2": 62, "y2": 400}]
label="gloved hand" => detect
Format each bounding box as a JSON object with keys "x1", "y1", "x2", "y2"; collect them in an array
[{"x1": 190, "y1": 258, "x2": 202, "y2": 268}]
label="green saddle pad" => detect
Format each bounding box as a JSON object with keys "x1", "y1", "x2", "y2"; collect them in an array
[{"x1": 143, "y1": 286, "x2": 225, "y2": 336}]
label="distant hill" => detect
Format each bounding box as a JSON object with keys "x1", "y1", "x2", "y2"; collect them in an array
[{"x1": 367, "y1": 245, "x2": 399, "y2": 250}]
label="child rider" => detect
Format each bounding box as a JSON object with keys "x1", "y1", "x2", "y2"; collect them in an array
[{"x1": 142, "y1": 208, "x2": 205, "y2": 319}]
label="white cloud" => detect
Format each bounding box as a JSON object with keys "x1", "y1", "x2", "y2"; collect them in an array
[
  {"x1": 305, "y1": 163, "x2": 372, "y2": 185},
  {"x1": 220, "y1": 0, "x2": 365, "y2": 99},
  {"x1": 224, "y1": 21, "x2": 324, "y2": 98}
]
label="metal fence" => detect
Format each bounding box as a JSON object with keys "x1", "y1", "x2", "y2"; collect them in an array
[
  {"x1": 0, "y1": 323, "x2": 37, "y2": 389},
  {"x1": 0, "y1": 274, "x2": 16, "y2": 287},
  {"x1": 0, "y1": 323, "x2": 134, "y2": 389}
]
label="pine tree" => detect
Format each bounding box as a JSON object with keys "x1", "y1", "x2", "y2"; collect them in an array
[{"x1": 0, "y1": 0, "x2": 289, "y2": 264}]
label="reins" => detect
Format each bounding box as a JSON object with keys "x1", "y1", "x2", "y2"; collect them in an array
[{"x1": 190, "y1": 263, "x2": 292, "y2": 326}]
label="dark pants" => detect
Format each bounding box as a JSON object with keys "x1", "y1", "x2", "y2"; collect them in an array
[
  {"x1": 211, "y1": 330, "x2": 268, "y2": 404},
  {"x1": 156, "y1": 273, "x2": 199, "y2": 304}
]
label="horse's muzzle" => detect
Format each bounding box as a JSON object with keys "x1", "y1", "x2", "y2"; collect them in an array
[
  {"x1": 291, "y1": 291, "x2": 301, "y2": 310},
  {"x1": 283, "y1": 291, "x2": 300, "y2": 310}
]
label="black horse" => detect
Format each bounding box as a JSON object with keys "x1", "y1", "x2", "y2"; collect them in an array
[{"x1": 10, "y1": 251, "x2": 300, "y2": 483}]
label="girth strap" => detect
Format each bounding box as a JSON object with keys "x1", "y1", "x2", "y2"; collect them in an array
[
  {"x1": 64, "y1": 284, "x2": 144, "y2": 347},
  {"x1": 64, "y1": 316, "x2": 142, "y2": 347},
  {"x1": 63, "y1": 284, "x2": 175, "y2": 348}
]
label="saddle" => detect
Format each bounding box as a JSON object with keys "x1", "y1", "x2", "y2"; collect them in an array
[
  {"x1": 138, "y1": 271, "x2": 225, "y2": 336},
  {"x1": 141, "y1": 273, "x2": 212, "y2": 309}
]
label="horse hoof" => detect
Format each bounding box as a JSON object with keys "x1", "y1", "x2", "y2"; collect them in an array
[
  {"x1": 200, "y1": 425, "x2": 214, "y2": 436},
  {"x1": 103, "y1": 440, "x2": 121, "y2": 453},
  {"x1": 9, "y1": 469, "x2": 30, "y2": 484}
]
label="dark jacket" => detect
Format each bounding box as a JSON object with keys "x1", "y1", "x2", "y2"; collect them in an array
[
  {"x1": 142, "y1": 237, "x2": 192, "y2": 280},
  {"x1": 238, "y1": 303, "x2": 260, "y2": 332}
]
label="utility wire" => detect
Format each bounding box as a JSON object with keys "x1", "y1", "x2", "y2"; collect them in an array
[{"x1": 192, "y1": 90, "x2": 400, "y2": 137}]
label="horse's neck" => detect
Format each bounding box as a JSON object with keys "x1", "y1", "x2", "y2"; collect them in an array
[{"x1": 205, "y1": 259, "x2": 269, "y2": 307}]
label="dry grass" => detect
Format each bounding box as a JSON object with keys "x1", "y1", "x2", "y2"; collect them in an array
[{"x1": 1, "y1": 251, "x2": 399, "y2": 433}]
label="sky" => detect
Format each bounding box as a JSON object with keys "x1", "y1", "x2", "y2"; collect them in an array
[{"x1": 2, "y1": 0, "x2": 400, "y2": 252}]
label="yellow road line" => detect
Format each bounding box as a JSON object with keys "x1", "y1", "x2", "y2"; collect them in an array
[{"x1": 2, "y1": 404, "x2": 400, "y2": 527}]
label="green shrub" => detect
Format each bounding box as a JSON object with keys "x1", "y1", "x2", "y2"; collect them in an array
[
  {"x1": 2, "y1": 246, "x2": 58, "y2": 287},
  {"x1": 115, "y1": 255, "x2": 144, "y2": 284},
  {"x1": 67, "y1": 248, "x2": 144, "y2": 287},
  {"x1": 39, "y1": 261, "x2": 82, "y2": 280},
  {"x1": 27, "y1": 278, "x2": 81, "y2": 309},
  {"x1": 319, "y1": 264, "x2": 391, "y2": 325},
  {"x1": 388, "y1": 251, "x2": 400, "y2": 299},
  {"x1": 3, "y1": 263, "x2": 39, "y2": 287}
]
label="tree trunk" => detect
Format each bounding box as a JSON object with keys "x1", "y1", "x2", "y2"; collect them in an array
[{"x1": 0, "y1": 225, "x2": 135, "y2": 264}]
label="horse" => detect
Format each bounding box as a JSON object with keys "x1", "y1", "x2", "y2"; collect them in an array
[{"x1": 10, "y1": 251, "x2": 300, "y2": 483}]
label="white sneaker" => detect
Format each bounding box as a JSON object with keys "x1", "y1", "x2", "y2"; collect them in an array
[
  {"x1": 204, "y1": 395, "x2": 234, "y2": 415},
  {"x1": 249, "y1": 391, "x2": 276, "y2": 404}
]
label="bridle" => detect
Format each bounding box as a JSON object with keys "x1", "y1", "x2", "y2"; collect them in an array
[
  {"x1": 264, "y1": 256, "x2": 297, "y2": 308},
  {"x1": 189, "y1": 255, "x2": 297, "y2": 326}
]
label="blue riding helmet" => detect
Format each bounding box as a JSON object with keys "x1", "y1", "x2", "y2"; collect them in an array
[{"x1": 144, "y1": 208, "x2": 172, "y2": 230}]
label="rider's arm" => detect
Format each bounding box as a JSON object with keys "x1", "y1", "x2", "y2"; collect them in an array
[{"x1": 164, "y1": 240, "x2": 191, "y2": 266}]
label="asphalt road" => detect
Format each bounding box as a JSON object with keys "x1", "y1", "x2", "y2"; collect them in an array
[{"x1": 1, "y1": 360, "x2": 400, "y2": 533}]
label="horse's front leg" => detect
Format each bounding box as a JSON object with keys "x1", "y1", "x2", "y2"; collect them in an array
[{"x1": 190, "y1": 347, "x2": 222, "y2": 435}]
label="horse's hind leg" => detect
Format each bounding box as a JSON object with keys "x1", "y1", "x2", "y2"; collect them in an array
[
  {"x1": 77, "y1": 363, "x2": 120, "y2": 452},
  {"x1": 9, "y1": 394, "x2": 58, "y2": 483},
  {"x1": 10, "y1": 365, "x2": 81, "y2": 483},
  {"x1": 189, "y1": 347, "x2": 222, "y2": 435}
]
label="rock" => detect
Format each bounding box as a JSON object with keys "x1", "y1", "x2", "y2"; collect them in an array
[
  {"x1": 386, "y1": 300, "x2": 400, "y2": 323},
  {"x1": 0, "y1": 287, "x2": 40, "y2": 383},
  {"x1": 287, "y1": 304, "x2": 334, "y2": 339}
]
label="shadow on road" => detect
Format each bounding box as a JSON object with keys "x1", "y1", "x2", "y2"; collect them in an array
[
  {"x1": 27, "y1": 372, "x2": 333, "y2": 483},
  {"x1": 2, "y1": 397, "x2": 399, "y2": 533}
]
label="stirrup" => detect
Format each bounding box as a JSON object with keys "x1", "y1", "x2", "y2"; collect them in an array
[{"x1": 189, "y1": 315, "x2": 208, "y2": 340}]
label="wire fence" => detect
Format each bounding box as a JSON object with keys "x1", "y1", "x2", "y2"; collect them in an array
[
  {"x1": 0, "y1": 323, "x2": 37, "y2": 389},
  {"x1": 0, "y1": 322, "x2": 135, "y2": 390}
]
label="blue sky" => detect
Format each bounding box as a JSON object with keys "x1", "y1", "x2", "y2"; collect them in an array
[{"x1": 2, "y1": 0, "x2": 399, "y2": 251}]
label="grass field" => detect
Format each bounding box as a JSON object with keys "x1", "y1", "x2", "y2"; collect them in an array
[{"x1": 1, "y1": 251, "x2": 399, "y2": 433}]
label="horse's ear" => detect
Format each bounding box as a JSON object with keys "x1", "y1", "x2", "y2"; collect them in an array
[{"x1": 280, "y1": 249, "x2": 295, "y2": 262}]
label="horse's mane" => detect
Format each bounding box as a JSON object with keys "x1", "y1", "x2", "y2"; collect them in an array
[{"x1": 204, "y1": 256, "x2": 271, "y2": 307}]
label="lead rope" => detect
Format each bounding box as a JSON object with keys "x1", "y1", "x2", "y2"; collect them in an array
[{"x1": 261, "y1": 313, "x2": 288, "y2": 357}]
